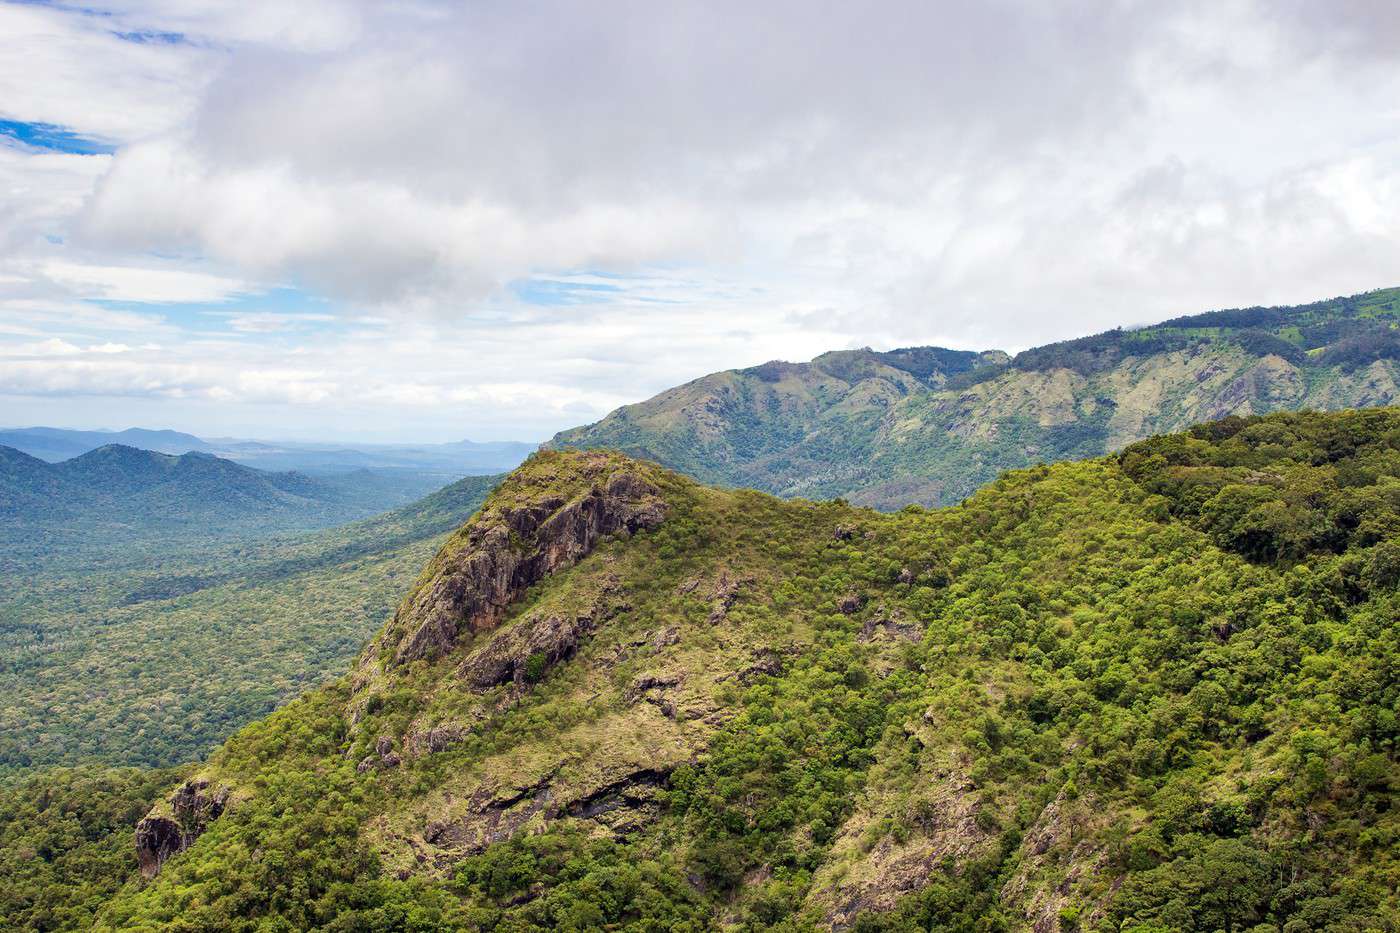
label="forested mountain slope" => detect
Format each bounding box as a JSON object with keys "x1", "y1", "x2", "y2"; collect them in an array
[
  {"x1": 552, "y1": 287, "x2": 1400, "y2": 508},
  {"x1": 27, "y1": 409, "x2": 1394, "y2": 932},
  {"x1": 0, "y1": 473, "x2": 501, "y2": 775}
]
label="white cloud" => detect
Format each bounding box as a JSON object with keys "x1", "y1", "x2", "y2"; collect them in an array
[
  {"x1": 40, "y1": 260, "x2": 252, "y2": 303},
  {"x1": 69, "y1": 3, "x2": 1400, "y2": 324},
  {"x1": 0, "y1": 0, "x2": 1399, "y2": 439},
  {"x1": 0, "y1": 2, "x2": 211, "y2": 141}
]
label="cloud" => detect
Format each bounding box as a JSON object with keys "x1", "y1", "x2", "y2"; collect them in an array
[
  {"x1": 0, "y1": 2, "x2": 210, "y2": 141},
  {"x1": 40, "y1": 260, "x2": 252, "y2": 303},
  {"x1": 71, "y1": 2, "x2": 1400, "y2": 320},
  {"x1": 0, "y1": 276, "x2": 855, "y2": 439},
  {"x1": 2, "y1": 0, "x2": 1400, "y2": 439}
]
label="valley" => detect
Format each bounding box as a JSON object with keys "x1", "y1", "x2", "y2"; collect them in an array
[
  {"x1": 7, "y1": 7, "x2": 1397, "y2": 929},
  {"x1": 0, "y1": 472, "x2": 500, "y2": 774}
]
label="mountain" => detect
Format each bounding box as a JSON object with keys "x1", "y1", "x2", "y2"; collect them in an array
[
  {"x1": 16, "y1": 408, "x2": 1394, "y2": 931},
  {"x1": 0, "y1": 444, "x2": 401, "y2": 555},
  {"x1": 205, "y1": 437, "x2": 537, "y2": 476},
  {"x1": 0, "y1": 427, "x2": 211, "y2": 461},
  {"x1": 0, "y1": 472, "x2": 502, "y2": 774},
  {"x1": 0, "y1": 426, "x2": 535, "y2": 477},
  {"x1": 551, "y1": 286, "x2": 1400, "y2": 508}
]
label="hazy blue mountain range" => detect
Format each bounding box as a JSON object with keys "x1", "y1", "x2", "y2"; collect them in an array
[
  {"x1": 0, "y1": 427, "x2": 210, "y2": 461},
  {"x1": 0, "y1": 444, "x2": 442, "y2": 564},
  {"x1": 0, "y1": 426, "x2": 536, "y2": 477}
]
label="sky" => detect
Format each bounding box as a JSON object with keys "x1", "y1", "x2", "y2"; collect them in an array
[{"x1": 1, "y1": 1, "x2": 1399, "y2": 443}]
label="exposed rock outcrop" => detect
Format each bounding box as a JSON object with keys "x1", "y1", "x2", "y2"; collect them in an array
[
  {"x1": 386, "y1": 465, "x2": 666, "y2": 665},
  {"x1": 358, "y1": 735, "x2": 403, "y2": 772},
  {"x1": 420, "y1": 762, "x2": 676, "y2": 859},
  {"x1": 134, "y1": 778, "x2": 231, "y2": 879},
  {"x1": 1000, "y1": 789, "x2": 1118, "y2": 932},
  {"x1": 423, "y1": 771, "x2": 557, "y2": 857},
  {"x1": 706, "y1": 570, "x2": 744, "y2": 624},
  {"x1": 453, "y1": 572, "x2": 627, "y2": 690},
  {"x1": 812, "y1": 762, "x2": 986, "y2": 930},
  {"x1": 737, "y1": 647, "x2": 786, "y2": 684},
  {"x1": 625, "y1": 671, "x2": 684, "y2": 717},
  {"x1": 859, "y1": 608, "x2": 920, "y2": 642}
]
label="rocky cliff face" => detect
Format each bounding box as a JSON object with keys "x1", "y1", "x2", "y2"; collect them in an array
[
  {"x1": 374, "y1": 457, "x2": 667, "y2": 667},
  {"x1": 132, "y1": 451, "x2": 672, "y2": 877},
  {"x1": 133, "y1": 778, "x2": 230, "y2": 879}
]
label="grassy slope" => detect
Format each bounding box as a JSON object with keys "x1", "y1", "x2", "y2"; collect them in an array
[
  {"x1": 0, "y1": 474, "x2": 500, "y2": 774},
  {"x1": 78, "y1": 413, "x2": 1399, "y2": 931},
  {"x1": 552, "y1": 287, "x2": 1400, "y2": 509}
]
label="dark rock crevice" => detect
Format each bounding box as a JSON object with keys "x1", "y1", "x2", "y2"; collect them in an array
[
  {"x1": 134, "y1": 779, "x2": 230, "y2": 879},
  {"x1": 421, "y1": 764, "x2": 675, "y2": 859},
  {"x1": 457, "y1": 579, "x2": 627, "y2": 691}
]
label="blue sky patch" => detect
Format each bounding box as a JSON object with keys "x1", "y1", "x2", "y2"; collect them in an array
[
  {"x1": 0, "y1": 119, "x2": 116, "y2": 155},
  {"x1": 112, "y1": 29, "x2": 186, "y2": 45},
  {"x1": 90, "y1": 287, "x2": 345, "y2": 338},
  {"x1": 510, "y1": 276, "x2": 624, "y2": 306}
]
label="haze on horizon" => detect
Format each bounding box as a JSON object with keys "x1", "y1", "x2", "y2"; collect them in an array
[{"x1": 2, "y1": 0, "x2": 1399, "y2": 443}]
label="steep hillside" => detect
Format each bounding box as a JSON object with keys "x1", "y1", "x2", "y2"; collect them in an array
[
  {"x1": 0, "y1": 473, "x2": 501, "y2": 774},
  {"x1": 552, "y1": 287, "x2": 1400, "y2": 508},
  {"x1": 41, "y1": 410, "x2": 1396, "y2": 931}
]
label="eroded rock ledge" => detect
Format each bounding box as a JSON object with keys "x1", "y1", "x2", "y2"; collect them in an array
[
  {"x1": 134, "y1": 778, "x2": 230, "y2": 879},
  {"x1": 385, "y1": 466, "x2": 667, "y2": 666}
]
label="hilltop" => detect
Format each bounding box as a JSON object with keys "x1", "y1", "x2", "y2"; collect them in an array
[
  {"x1": 13, "y1": 409, "x2": 1394, "y2": 931},
  {"x1": 552, "y1": 287, "x2": 1400, "y2": 507}
]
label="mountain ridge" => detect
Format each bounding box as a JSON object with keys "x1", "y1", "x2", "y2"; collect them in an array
[
  {"x1": 551, "y1": 286, "x2": 1400, "y2": 508},
  {"x1": 2, "y1": 443, "x2": 356, "y2": 528}
]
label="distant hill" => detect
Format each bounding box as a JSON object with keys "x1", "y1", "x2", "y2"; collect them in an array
[
  {"x1": 203, "y1": 437, "x2": 537, "y2": 475},
  {"x1": 552, "y1": 286, "x2": 1400, "y2": 507},
  {"x1": 0, "y1": 426, "x2": 535, "y2": 477},
  {"x1": 0, "y1": 427, "x2": 210, "y2": 461},
  {"x1": 0, "y1": 444, "x2": 421, "y2": 561}
]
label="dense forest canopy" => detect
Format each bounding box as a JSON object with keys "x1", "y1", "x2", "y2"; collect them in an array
[{"x1": 0, "y1": 474, "x2": 500, "y2": 775}]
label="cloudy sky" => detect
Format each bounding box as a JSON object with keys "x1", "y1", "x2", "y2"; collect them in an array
[{"x1": 2, "y1": 1, "x2": 1398, "y2": 442}]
